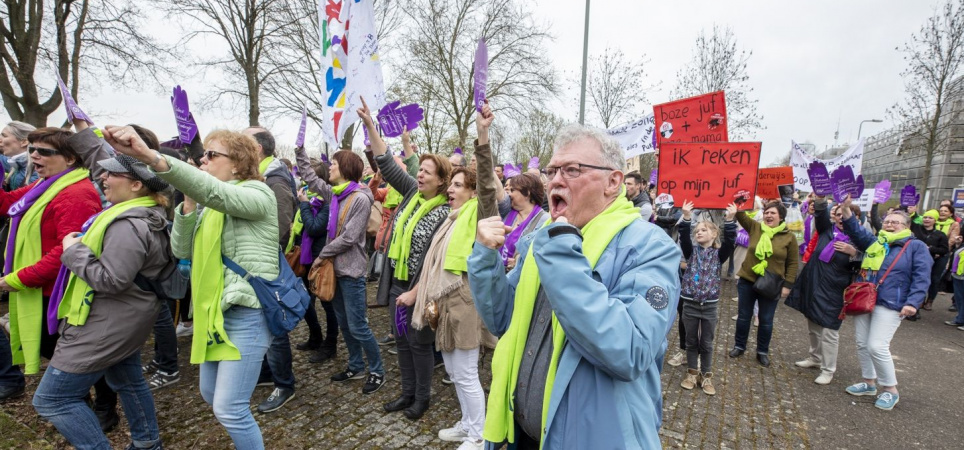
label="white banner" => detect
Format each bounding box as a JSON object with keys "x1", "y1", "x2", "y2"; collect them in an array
[
  {"x1": 854, "y1": 188, "x2": 875, "y2": 213},
  {"x1": 790, "y1": 139, "x2": 865, "y2": 192},
  {"x1": 319, "y1": 0, "x2": 386, "y2": 148},
  {"x1": 608, "y1": 112, "x2": 656, "y2": 159}
]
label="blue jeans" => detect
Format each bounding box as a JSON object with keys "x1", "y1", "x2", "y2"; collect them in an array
[
  {"x1": 331, "y1": 275, "x2": 383, "y2": 376},
  {"x1": 953, "y1": 278, "x2": 964, "y2": 324},
  {"x1": 199, "y1": 306, "x2": 270, "y2": 450},
  {"x1": 33, "y1": 352, "x2": 160, "y2": 450},
  {"x1": 0, "y1": 327, "x2": 24, "y2": 389},
  {"x1": 260, "y1": 332, "x2": 295, "y2": 390},
  {"x1": 734, "y1": 279, "x2": 780, "y2": 354}
]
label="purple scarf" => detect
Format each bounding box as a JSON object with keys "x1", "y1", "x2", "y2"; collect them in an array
[
  {"x1": 818, "y1": 228, "x2": 851, "y2": 263},
  {"x1": 327, "y1": 182, "x2": 359, "y2": 240},
  {"x1": 395, "y1": 305, "x2": 408, "y2": 337},
  {"x1": 47, "y1": 209, "x2": 102, "y2": 334},
  {"x1": 953, "y1": 251, "x2": 962, "y2": 275},
  {"x1": 3, "y1": 169, "x2": 72, "y2": 275},
  {"x1": 499, "y1": 207, "x2": 542, "y2": 265},
  {"x1": 300, "y1": 197, "x2": 325, "y2": 265},
  {"x1": 736, "y1": 228, "x2": 749, "y2": 248}
]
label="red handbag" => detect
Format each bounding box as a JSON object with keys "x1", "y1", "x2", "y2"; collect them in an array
[{"x1": 840, "y1": 243, "x2": 910, "y2": 319}]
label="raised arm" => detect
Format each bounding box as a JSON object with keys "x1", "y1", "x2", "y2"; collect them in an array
[
  {"x1": 814, "y1": 197, "x2": 832, "y2": 235},
  {"x1": 66, "y1": 127, "x2": 113, "y2": 182},
  {"x1": 474, "y1": 102, "x2": 500, "y2": 219},
  {"x1": 375, "y1": 152, "x2": 417, "y2": 196},
  {"x1": 294, "y1": 146, "x2": 332, "y2": 201}
]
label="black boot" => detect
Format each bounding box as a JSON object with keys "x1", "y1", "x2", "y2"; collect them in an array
[
  {"x1": 403, "y1": 398, "x2": 430, "y2": 420},
  {"x1": 756, "y1": 353, "x2": 771, "y2": 367},
  {"x1": 95, "y1": 407, "x2": 119, "y2": 433},
  {"x1": 294, "y1": 340, "x2": 320, "y2": 351},
  {"x1": 383, "y1": 395, "x2": 414, "y2": 413},
  {"x1": 728, "y1": 348, "x2": 745, "y2": 358}
]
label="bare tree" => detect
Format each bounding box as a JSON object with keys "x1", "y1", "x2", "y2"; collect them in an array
[
  {"x1": 513, "y1": 109, "x2": 565, "y2": 166},
  {"x1": 890, "y1": 0, "x2": 964, "y2": 206},
  {"x1": 394, "y1": 0, "x2": 557, "y2": 153},
  {"x1": 586, "y1": 47, "x2": 654, "y2": 129},
  {"x1": 0, "y1": 0, "x2": 170, "y2": 126},
  {"x1": 163, "y1": 0, "x2": 294, "y2": 127},
  {"x1": 672, "y1": 25, "x2": 764, "y2": 139}
]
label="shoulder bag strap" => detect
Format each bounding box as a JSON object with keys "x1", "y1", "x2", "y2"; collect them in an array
[
  {"x1": 876, "y1": 242, "x2": 911, "y2": 287},
  {"x1": 221, "y1": 255, "x2": 251, "y2": 280}
]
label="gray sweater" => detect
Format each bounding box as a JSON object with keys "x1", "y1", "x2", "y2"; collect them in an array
[{"x1": 294, "y1": 148, "x2": 373, "y2": 278}]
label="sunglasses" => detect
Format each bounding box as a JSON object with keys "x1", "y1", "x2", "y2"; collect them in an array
[
  {"x1": 28, "y1": 146, "x2": 60, "y2": 157},
  {"x1": 203, "y1": 150, "x2": 230, "y2": 160},
  {"x1": 107, "y1": 171, "x2": 135, "y2": 180}
]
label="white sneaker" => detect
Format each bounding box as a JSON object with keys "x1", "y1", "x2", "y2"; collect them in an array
[
  {"x1": 794, "y1": 358, "x2": 820, "y2": 369},
  {"x1": 814, "y1": 372, "x2": 833, "y2": 385},
  {"x1": 457, "y1": 439, "x2": 484, "y2": 450},
  {"x1": 176, "y1": 323, "x2": 193, "y2": 337},
  {"x1": 666, "y1": 351, "x2": 685, "y2": 367},
  {"x1": 438, "y1": 421, "x2": 469, "y2": 442}
]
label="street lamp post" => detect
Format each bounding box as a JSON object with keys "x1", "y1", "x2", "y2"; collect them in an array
[
  {"x1": 858, "y1": 119, "x2": 883, "y2": 140},
  {"x1": 577, "y1": 0, "x2": 591, "y2": 125}
]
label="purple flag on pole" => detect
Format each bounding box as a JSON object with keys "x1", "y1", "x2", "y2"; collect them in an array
[
  {"x1": 295, "y1": 106, "x2": 307, "y2": 148},
  {"x1": 649, "y1": 169, "x2": 658, "y2": 187},
  {"x1": 473, "y1": 38, "x2": 488, "y2": 113},
  {"x1": 56, "y1": 76, "x2": 93, "y2": 125}
]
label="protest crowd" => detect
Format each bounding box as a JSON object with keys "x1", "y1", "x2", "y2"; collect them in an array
[{"x1": 0, "y1": 18, "x2": 959, "y2": 450}]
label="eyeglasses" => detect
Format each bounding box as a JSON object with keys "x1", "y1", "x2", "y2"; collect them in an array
[
  {"x1": 203, "y1": 150, "x2": 230, "y2": 160},
  {"x1": 28, "y1": 146, "x2": 60, "y2": 157},
  {"x1": 882, "y1": 220, "x2": 905, "y2": 225},
  {"x1": 107, "y1": 171, "x2": 135, "y2": 180},
  {"x1": 544, "y1": 163, "x2": 613, "y2": 180}
]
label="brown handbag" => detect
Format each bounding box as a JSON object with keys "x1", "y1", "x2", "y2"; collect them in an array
[
  {"x1": 285, "y1": 245, "x2": 306, "y2": 277},
  {"x1": 308, "y1": 193, "x2": 358, "y2": 301}
]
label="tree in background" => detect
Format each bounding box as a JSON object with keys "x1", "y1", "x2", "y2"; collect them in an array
[
  {"x1": 672, "y1": 25, "x2": 764, "y2": 140},
  {"x1": 394, "y1": 0, "x2": 557, "y2": 153},
  {"x1": 0, "y1": 0, "x2": 169, "y2": 126},
  {"x1": 513, "y1": 109, "x2": 565, "y2": 168},
  {"x1": 890, "y1": 0, "x2": 964, "y2": 206},
  {"x1": 586, "y1": 47, "x2": 655, "y2": 129}
]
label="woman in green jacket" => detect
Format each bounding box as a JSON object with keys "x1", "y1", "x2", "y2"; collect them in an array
[{"x1": 104, "y1": 126, "x2": 279, "y2": 450}]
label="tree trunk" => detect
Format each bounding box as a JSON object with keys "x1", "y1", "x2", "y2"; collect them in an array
[{"x1": 247, "y1": 72, "x2": 260, "y2": 126}]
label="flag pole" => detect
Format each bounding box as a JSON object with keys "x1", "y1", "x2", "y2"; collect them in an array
[{"x1": 578, "y1": 0, "x2": 591, "y2": 125}]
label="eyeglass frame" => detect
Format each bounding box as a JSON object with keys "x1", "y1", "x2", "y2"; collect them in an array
[
  {"x1": 203, "y1": 150, "x2": 231, "y2": 161},
  {"x1": 544, "y1": 163, "x2": 614, "y2": 180},
  {"x1": 27, "y1": 145, "x2": 60, "y2": 157}
]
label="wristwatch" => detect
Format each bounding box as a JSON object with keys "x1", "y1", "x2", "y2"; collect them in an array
[{"x1": 149, "y1": 151, "x2": 163, "y2": 169}]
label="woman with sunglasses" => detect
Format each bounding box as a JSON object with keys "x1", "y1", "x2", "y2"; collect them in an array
[
  {"x1": 104, "y1": 126, "x2": 279, "y2": 449},
  {"x1": 32, "y1": 139, "x2": 173, "y2": 449},
  {"x1": 0, "y1": 127, "x2": 103, "y2": 379}
]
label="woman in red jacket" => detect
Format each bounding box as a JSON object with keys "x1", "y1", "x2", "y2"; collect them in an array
[{"x1": 0, "y1": 127, "x2": 102, "y2": 375}]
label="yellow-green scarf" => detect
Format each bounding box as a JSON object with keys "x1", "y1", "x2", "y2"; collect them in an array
[
  {"x1": 935, "y1": 218, "x2": 954, "y2": 235},
  {"x1": 485, "y1": 196, "x2": 640, "y2": 446},
  {"x1": 384, "y1": 187, "x2": 404, "y2": 209},
  {"x1": 5, "y1": 168, "x2": 90, "y2": 374},
  {"x1": 59, "y1": 196, "x2": 157, "y2": 326},
  {"x1": 862, "y1": 229, "x2": 913, "y2": 271},
  {"x1": 752, "y1": 222, "x2": 787, "y2": 275},
  {"x1": 190, "y1": 206, "x2": 241, "y2": 363},
  {"x1": 258, "y1": 156, "x2": 275, "y2": 175},
  {"x1": 443, "y1": 197, "x2": 478, "y2": 274},
  {"x1": 286, "y1": 209, "x2": 303, "y2": 254},
  {"x1": 388, "y1": 192, "x2": 447, "y2": 281}
]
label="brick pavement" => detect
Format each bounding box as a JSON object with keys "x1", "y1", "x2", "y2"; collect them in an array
[{"x1": 2, "y1": 280, "x2": 962, "y2": 449}]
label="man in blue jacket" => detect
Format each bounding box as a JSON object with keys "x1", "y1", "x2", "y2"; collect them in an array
[{"x1": 469, "y1": 124, "x2": 681, "y2": 449}]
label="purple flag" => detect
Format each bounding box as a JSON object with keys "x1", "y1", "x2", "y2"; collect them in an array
[
  {"x1": 363, "y1": 125, "x2": 371, "y2": 146},
  {"x1": 159, "y1": 137, "x2": 185, "y2": 150},
  {"x1": 504, "y1": 163, "x2": 521, "y2": 178},
  {"x1": 377, "y1": 101, "x2": 424, "y2": 137},
  {"x1": 56, "y1": 76, "x2": 93, "y2": 125},
  {"x1": 900, "y1": 185, "x2": 919, "y2": 207},
  {"x1": 807, "y1": 161, "x2": 832, "y2": 196},
  {"x1": 528, "y1": 157, "x2": 540, "y2": 171},
  {"x1": 649, "y1": 169, "x2": 658, "y2": 186},
  {"x1": 473, "y1": 38, "x2": 488, "y2": 113},
  {"x1": 874, "y1": 180, "x2": 892, "y2": 204},
  {"x1": 454, "y1": 147, "x2": 463, "y2": 155},
  {"x1": 295, "y1": 106, "x2": 307, "y2": 148},
  {"x1": 170, "y1": 86, "x2": 199, "y2": 144}
]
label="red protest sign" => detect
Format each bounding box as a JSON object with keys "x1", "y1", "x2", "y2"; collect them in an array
[
  {"x1": 656, "y1": 142, "x2": 761, "y2": 210},
  {"x1": 653, "y1": 91, "x2": 728, "y2": 149},
  {"x1": 756, "y1": 167, "x2": 794, "y2": 199}
]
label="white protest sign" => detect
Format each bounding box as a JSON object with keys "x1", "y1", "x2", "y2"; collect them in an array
[
  {"x1": 791, "y1": 139, "x2": 865, "y2": 192},
  {"x1": 608, "y1": 112, "x2": 656, "y2": 158},
  {"x1": 854, "y1": 188, "x2": 875, "y2": 213}
]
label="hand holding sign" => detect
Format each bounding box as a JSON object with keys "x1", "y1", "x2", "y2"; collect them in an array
[
  {"x1": 56, "y1": 76, "x2": 93, "y2": 125},
  {"x1": 473, "y1": 38, "x2": 488, "y2": 113},
  {"x1": 170, "y1": 86, "x2": 199, "y2": 144},
  {"x1": 874, "y1": 180, "x2": 892, "y2": 204},
  {"x1": 377, "y1": 100, "x2": 424, "y2": 137},
  {"x1": 295, "y1": 107, "x2": 307, "y2": 148},
  {"x1": 807, "y1": 161, "x2": 832, "y2": 196},
  {"x1": 900, "y1": 185, "x2": 920, "y2": 207}
]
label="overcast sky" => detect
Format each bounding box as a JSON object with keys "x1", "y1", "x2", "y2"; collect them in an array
[{"x1": 12, "y1": 0, "x2": 944, "y2": 166}]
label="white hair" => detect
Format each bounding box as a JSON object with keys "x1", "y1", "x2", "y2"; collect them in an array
[
  {"x1": 552, "y1": 124, "x2": 625, "y2": 172},
  {"x1": 4, "y1": 121, "x2": 35, "y2": 141}
]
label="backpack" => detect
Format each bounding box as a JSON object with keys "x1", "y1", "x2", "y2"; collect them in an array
[
  {"x1": 223, "y1": 249, "x2": 311, "y2": 337},
  {"x1": 133, "y1": 222, "x2": 189, "y2": 301}
]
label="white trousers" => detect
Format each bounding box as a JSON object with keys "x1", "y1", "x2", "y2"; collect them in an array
[
  {"x1": 807, "y1": 320, "x2": 839, "y2": 375},
  {"x1": 853, "y1": 305, "x2": 902, "y2": 387},
  {"x1": 441, "y1": 347, "x2": 485, "y2": 440}
]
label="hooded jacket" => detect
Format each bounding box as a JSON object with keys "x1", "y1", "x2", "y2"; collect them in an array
[
  {"x1": 54, "y1": 205, "x2": 172, "y2": 373},
  {"x1": 263, "y1": 158, "x2": 297, "y2": 247},
  {"x1": 843, "y1": 215, "x2": 932, "y2": 311}
]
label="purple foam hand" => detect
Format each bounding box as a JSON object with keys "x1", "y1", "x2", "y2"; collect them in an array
[
  {"x1": 504, "y1": 163, "x2": 521, "y2": 178},
  {"x1": 377, "y1": 101, "x2": 424, "y2": 138},
  {"x1": 830, "y1": 165, "x2": 856, "y2": 203},
  {"x1": 900, "y1": 185, "x2": 918, "y2": 207},
  {"x1": 649, "y1": 169, "x2": 658, "y2": 186},
  {"x1": 295, "y1": 107, "x2": 307, "y2": 148},
  {"x1": 852, "y1": 174, "x2": 865, "y2": 198},
  {"x1": 528, "y1": 157, "x2": 540, "y2": 171},
  {"x1": 159, "y1": 137, "x2": 185, "y2": 150},
  {"x1": 56, "y1": 76, "x2": 94, "y2": 125},
  {"x1": 874, "y1": 180, "x2": 892, "y2": 204},
  {"x1": 473, "y1": 38, "x2": 488, "y2": 113},
  {"x1": 807, "y1": 161, "x2": 832, "y2": 196},
  {"x1": 454, "y1": 147, "x2": 463, "y2": 155},
  {"x1": 170, "y1": 85, "x2": 199, "y2": 144},
  {"x1": 320, "y1": 153, "x2": 330, "y2": 165},
  {"x1": 398, "y1": 103, "x2": 424, "y2": 131}
]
